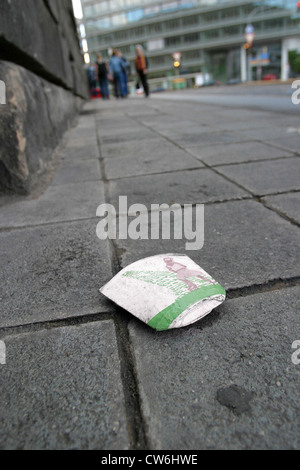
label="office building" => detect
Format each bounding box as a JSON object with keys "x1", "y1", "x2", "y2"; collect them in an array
[{"x1": 78, "y1": 0, "x2": 300, "y2": 84}]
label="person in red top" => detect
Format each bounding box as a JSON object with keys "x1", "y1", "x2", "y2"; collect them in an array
[{"x1": 135, "y1": 45, "x2": 150, "y2": 98}]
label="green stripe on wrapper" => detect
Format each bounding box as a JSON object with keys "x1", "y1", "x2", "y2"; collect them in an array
[{"x1": 148, "y1": 284, "x2": 226, "y2": 331}]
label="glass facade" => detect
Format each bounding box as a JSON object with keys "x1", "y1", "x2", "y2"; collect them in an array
[
  {"x1": 82, "y1": 0, "x2": 298, "y2": 26},
  {"x1": 79, "y1": 0, "x2": 300, "y2": 82}
]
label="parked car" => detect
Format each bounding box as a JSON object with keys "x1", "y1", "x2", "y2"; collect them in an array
[
  {"x1": 262, "y1": 73, "x2": 278, "y2": 81},
  {"x1": 226, "y1": 78, "x2": 242, "y2": 85}
]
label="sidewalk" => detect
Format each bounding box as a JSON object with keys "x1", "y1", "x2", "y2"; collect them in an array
[{"x1": 0, "y1": 95, "x2": 299, "y2": 450}]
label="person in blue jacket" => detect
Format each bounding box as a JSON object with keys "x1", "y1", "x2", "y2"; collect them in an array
[
  {"x1": 118, "y1": 50, "x2": 130, "y2": 98},
  {"x1": 109, "y1": 49, "x2": 126, "y2": 98}
]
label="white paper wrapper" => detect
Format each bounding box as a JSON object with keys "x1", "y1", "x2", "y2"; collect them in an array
[{"x1": 100, "y1": 254, "x2": 226, "y2": 331}]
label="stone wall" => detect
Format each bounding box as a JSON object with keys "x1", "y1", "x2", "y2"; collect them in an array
[{"x1": 0, "y1": 0, "x2": 89, "y2": 194}]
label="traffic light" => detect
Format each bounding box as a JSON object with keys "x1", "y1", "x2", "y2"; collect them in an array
[
  {"x1": 292, "y1": 1, "x2": 300, "y2": 18},
  {"x1": 172, "y1": 52, "x2": 182, "y2": 70}
]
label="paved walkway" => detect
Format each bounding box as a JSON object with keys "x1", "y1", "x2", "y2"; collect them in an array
[{"x1": 0, "y1": 94, "x2": 299, "y2": 450}]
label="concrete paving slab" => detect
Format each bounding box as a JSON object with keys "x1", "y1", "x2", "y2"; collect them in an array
[
  {"x1": 0, "y1": 181, "x2": 104, "y2": 229},
  {"x1": 100, "y1": 129, "x2": 159, "y2": 145},
  {"x1": 101, "y1": 138, "x2": 179, "y2": 158},
  {"x1": 0, "y1": 219, "x2": 113, "y2": 327},
  {"x1": 156, "y1": 124, "x2": 217, "y2": 138},
  {"x1": 68, "y1": 127, "x2": 97, "y2": 142},
  {"x1": 127, "y1": 109, "x2": 162, "y2": 118},
  {"x1": 263, "y1": 192, "x2": 300, "y2": 225},
  {"x1": 187, "y1": 141, "x2": 294, "y2": 166},
  {"x1": 214, "y1": 109, "x2": 277, "y2": 121},
  {"x1": 104, "y1": 149, "x2": 203, "y2": 180},
  {"x1": 52, "y1": 159, "x2": 101, "y2": 186},
  {"x1": 265, "y1": 135, "x2": 300, "y2": 154},
  {"x1": 138, "y1": 116, "x2": 183, "y2": 127},
  {"x1": 168, "y1": 131, "x2": 246, "y2": 148},
  {"x1": 0, "y1": 321, "x2": 129, "y2": 450},
  {"x1": 129, "y1": 287, "x2": 300, "y2": 450},
  {"x1": 108, "y1": 168, "x2": 249, "y2": 210},
  {"x1": 235, "y1": 127, "x2": 299, "y2": 141},
  {"x1": 66, "y1": 136, "x2": 98, "y2": 148},
  {"x1": 76, "y1": 116, "x2": 96, "y2": 129},
  {"x1": 217, "y1": 158, "x2": 300, "y2": 196},
  {"x1": 113, "y1": 199, "x2": 300, "y2": 291},
  {"x1": 61, "y1": 144, "x2": 99, "y2": 160},
  {"x1": 97, "y1": 123, "x2": 138, "y2": 137},
  {"x1": 214, "y1": 120, "x2": 281, "y2": 132}
]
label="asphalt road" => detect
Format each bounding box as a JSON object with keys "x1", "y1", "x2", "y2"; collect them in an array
[{"x1": 152, "y1": 84, "x2": 300, "y2": 115}]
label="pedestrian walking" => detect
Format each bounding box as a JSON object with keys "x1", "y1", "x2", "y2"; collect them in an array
[
  {"x1": 96, "y1": 53, "x2": 110, "y2": 100},
  {"x1": 87, "y1": 63, "x2": 97, "y2": 98},
  {"x1": 118, "y1": 50, "x2": 130, "y2": 98},
  {"x1": 135, "y1": 45, "x2": 150, "y2": 98},
  {"x1": 109, "y1": 49, "x2": 126, "y2": 99}
]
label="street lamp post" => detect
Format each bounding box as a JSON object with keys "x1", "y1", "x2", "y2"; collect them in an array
[{"x1": 241, "y1": 4, "x2": 276, "y2": 82}]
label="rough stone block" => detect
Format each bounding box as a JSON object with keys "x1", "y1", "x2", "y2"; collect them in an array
[
  {"x1": 0, "y1": 0, "x2": 88, "y2": 98},
  {"x1": 0, "y1": 62, "x2": 83, "y2": 193}
]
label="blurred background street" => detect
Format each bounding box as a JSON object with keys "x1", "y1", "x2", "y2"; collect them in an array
[{"x1": 151, "y1": 83, "x2": 300, "y2": 114}]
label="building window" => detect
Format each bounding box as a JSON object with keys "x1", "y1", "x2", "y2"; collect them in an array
[
  {"x1": 95, "y1": 2, "x2": 109, "y2": 15},
  {"x1": 148, "y1": 23, "x2": 163, "y2": 34},
  {"x1": 205, "y1": 29, "x2": 220, "y2": 40},
  {"x1": 84, "y1": 5, "x2": 95, "y2": 18},
  {"x1": 243, "y1": 5, "x2": 254, "y2": 16},
  {"x1": 150, "y1": 56, "x2": 166, "y2": 66},
  {"x1": 264, "y1": 18, "x2": 284, "y2": 30},
  {"x1": 127, "y1": 9, "x2": 144, "y2": 23},
  {"x1": 134, "y1": 26, "x2": 145, "y2": 37},
  {"x1": 111, "y1": 13, "x2": 128, "y2": 26},
  {"x1": 165, "y1": 19, "x2": 181, "y2": 30},
  {"x1": 183, "y1": 50, "x2": 201, "y2": 61},
  {"x1": 120, "y1": 45, "x2": 131, "y2": 55},
  {"x1": 183, "y1": 32, "x2": 200, "y2": 43},
  {"x1": 86, "y1": 17, "x2": 111, "y2": 32},
  {"x1": 125, "y1": 0, "x2": 141, "y2": 6},
  {"x1": 203, "y1": 11, "x2": 219, "y2": 23},
  {"x1": 221, "y1": 7, "x2": 239, "y2": 20},
  {"x1": 182, "y1": 15, "x2": 199, "y2": 27},
  {"x1": 147, "y1": 38, "x2": 165, "y2": 51},
  {"x1": 223, "y1": 26, "x2": 241, "y2": 37},
  {"x1": 110, "y1": 0, "x2": 127, "y2": 9},
  {"x1": 115, "y1": 30, "x2": 129, "y2": 41},
  {"x1": 144, "y1": 5, "x2": 161, "y2": 17},
  {"x1": 165, "y1": 36, "x2": 182, "y2": 47}
]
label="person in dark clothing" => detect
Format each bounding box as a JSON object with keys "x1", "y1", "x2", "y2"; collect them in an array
[
  {"x1": 118, "y1": 50, "x2": 130, "y2": 98},
  {"x1": 87, "y1": 64, "x2": 97, "y2": 97},
  {"x1": 96, "y1": 53, "x2": 110, "y2": 100},
  {"x1": 135, "y1": 45, "x2": 150, "y2": 98}
]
